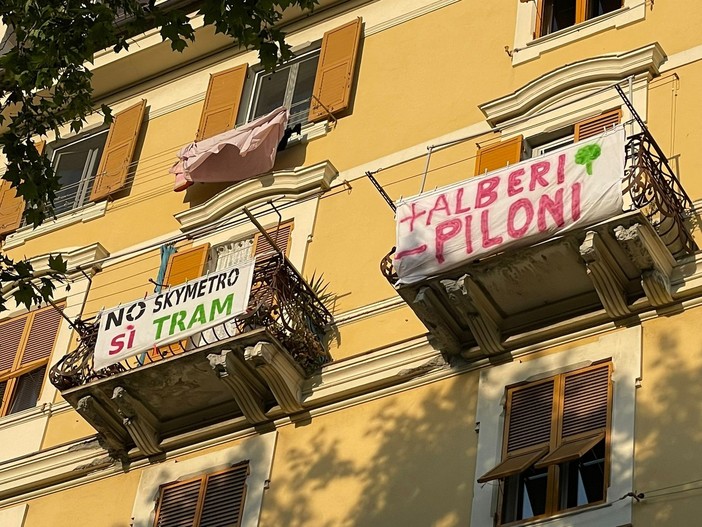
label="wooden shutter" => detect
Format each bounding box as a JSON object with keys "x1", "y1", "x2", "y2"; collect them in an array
[
  {"x1": 154, "y1": 478, "x2": 203, "y2": 527},
  {"x1": 199, "y1": 464, "x2": 249, "y2": 527},
  {"x1": 20, "y1": 306, "x2": 62, "y2": 366},
  {"x1": 574, "y1": 109, "x2": 621, "y2": 142},
  {"x1": 0, "y1": 141, "x2": 47, "y2": 236},
  {"x1": 308, "y1": 18, "x2": 363, "y2": 122},
  {"x1": 196, "y1": 64, "x2": 248, "y2": 141},
  {"x1": 0, "y1": 317, "x2": 27, "y2": 374},
  {"x1": 90, "y1": 99, "x2": 147, "y2": 202},
  {"x1": 154, "y1": 464, "x2": 249, "y2": 527},
  {"x1": 477, "y1": 379, "x2": 555, "y2": 483},
  {"x1": 163, "y1": 244, "x2": 211, "y2": 288},
  {"x1": 474, "y1": 135, "x2": 523, "y2": 176},
  {"x1": 253, "y1": 222, "x2": 293, "y2": 260},
  {"x1": 506, "y1": 379, "x2": 555, "y2": 454},
  {"x1": 560, "y1": 363, "x2": 611, "y2": 439}
]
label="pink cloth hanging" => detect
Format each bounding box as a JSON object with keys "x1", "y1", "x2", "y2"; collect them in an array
[{"x1": 171, "y1": 106, "x2": 289, "y2": 192}]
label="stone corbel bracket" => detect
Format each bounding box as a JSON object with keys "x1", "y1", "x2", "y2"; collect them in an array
[
  {"x1": 111, "y1": 387, "x2": 162, "y2": 457},
  {"x1": 245, "y1": 341, "x2": 305, "y2": 415},
  {"x1": 580, "y1": 230, "x2": 632, "y2": 319},
  {"x1": 442, "y1": 275, "x2": 505, "y2": 355},
  {"x1": 615, "y1": 223, "x2": 676, "y2": 308},
  {"x1": 209, "y1": 349, "x2": 269, "y2": 424},
  {"x1": 76, "y1": 395, "x2": 128, "y2": 462},
  {"x1": 407, "y1": 286, "x2": 462, "y2": 356}
]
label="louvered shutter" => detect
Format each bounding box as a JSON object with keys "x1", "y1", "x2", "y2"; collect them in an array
[
  {"x1": 0, "y1": 317, "x2": 27, "y2": 373},
  {"x1": 560, "y1": 363, "x2": 610, "y2": 439},
  {"x1": 163, "y1": 244, "x2": 211, "y2": 288},
  {"x1": 477, "y1": 379, "x2": 554, "y2": 483},
  {"x1": 535, "y1": 363, "x2": 611, "y2": 468},
  {"x1": 253, "y1": 222, "x2": 293, "y2": 260},
  {"x1": 90, "y1": 99, "x2": 147, "y2": 202},
  {"x1": 155, "y1": 478, "x2": 203, "y2": 527},
  {"x1": 0, "y1": 141, "x2": 46, "y2": 236},
  {"x1": 308, "y1": 18, "x2": 363, "y2": 123},
  {"x1": 0, "y1": 381, "x2": 6, "y2": 409},
  {"x1": 474, "y1": 135, "x2": 523, "y2": 176},
  {"x1": 199, "y1": 463, "x2": 249, "y2": 527},
  {"x1": 574, "y1": 109, "x2": 621, "y2": 142},
  {"x1": 196, "y1": 64, "x2": 248, "y2": 141},
  {"x1": 21, "y1": 306, "x2": 63, "y2": 366}
]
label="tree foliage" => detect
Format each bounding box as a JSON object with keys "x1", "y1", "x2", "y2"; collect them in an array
[{"x1": 0, "y1": 0, "x2": 317, "y2": 311}]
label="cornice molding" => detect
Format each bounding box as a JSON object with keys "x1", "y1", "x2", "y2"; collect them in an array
[
  {"x1": 480, "y1": 43, "x2": 666, "y2": 127},
  {"x1": 175, "y1": 160, "x2": 338, "y2": 231}
]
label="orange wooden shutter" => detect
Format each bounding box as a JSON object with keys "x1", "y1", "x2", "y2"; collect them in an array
[
  {"x1": 154, "y1": 478, "x2": 203, "y2": 527},
  {"x1": 560, "y1": 363, "x2": 611, "y2": 440},
  {"x1": 0, "y1": 142, "x2": 44, "y2": 236},
  {"x1": 196, "y1": 64, "x2": 248, "y2": 141},
  {"x1": 308, "y1": 18, "x2": 363, "y2": 123},
  {"x1": 20, "y1": 306, "x2": 63, "y2": 366},
  {"x1": 90, "y1": 99, "x2": 147, "y2": 202},
  {"x1": 163, "y1": 244, "x2": 210, "y2": 288},
  {"x1": 474, "y1": 135, "x2": 523, "y2": 176},
  {"x1": 534, "y1": 0, "x2": 545, "y2": 38},
  {"x1": 505, "y1": 378, "x2": 555, "y2": 454},
  {"x1": 199, "y1": 464, "x2": 249, "y2": 527},
  {"x1": 0, "y1": 316, "x2": 28, "y2": 374},
  {"x1": 0, "y1": 179, "x2": 25, "y2": 236},
  {"x1": 154, "y1": 464, "x2": 249, "y2": 527},
  {"x1": 253, "y1": 222, "x2": 293, "y2": 260},
  {"x1": 574, "y1": 109, "x2": 622, "y2": 142}
]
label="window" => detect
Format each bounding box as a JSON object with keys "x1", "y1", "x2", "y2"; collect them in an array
[
  {"x1": 154, "y1": 462, "x2": 249, "y2": 527},
  {"x1": 248, "y1": 49, "x2": 321, "y2": 128},
  {"x1": 196, "y1": 18, "x2": 363, "y2": 142},
  {"x1": 478, "y1": 362, "x2": 612, "y2": 525},
  {"x1": 209, "y1": 222, "x2": 293, "y2": 272},
  {"x1": 48, "y1": 129, "x2": 109, "y2": 214},
  {"x1": 0, "y1": 305, "x2": 63, "y2": 416},
  {"x1": 537, "y1": 0, "x2": 623, "y2": 37}
]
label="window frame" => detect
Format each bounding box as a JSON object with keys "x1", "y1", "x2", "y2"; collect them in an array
[
  {"x1": 494, "y1": 361, "x2": 613, "y2": 525},
  {"x1": 245, "y1": 47, "x2": 322, "y2": 129},
  {"x1": 0, "y1": 305, "x2": 62, "y2": 417},
  {"x1": 46, "y1": 127, "x2": 110, "y2": 215},
  {"x1": 536, "y1": 0, "x2": 624, "y2": 39}
]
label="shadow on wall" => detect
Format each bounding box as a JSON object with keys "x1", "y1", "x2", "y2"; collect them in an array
[
  {"x1": 260, "y1": 374, "x2": 479, "y2": 527},
  {"x1": 632, "y1": 321, "x2": 702, "y2": 526}
]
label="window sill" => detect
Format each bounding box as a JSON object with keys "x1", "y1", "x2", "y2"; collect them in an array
[
  {"x1": 286, "y1": 119, "x2": 331, "y2": 148},
  {"x1": 2, "y1": 201, "x2": 107, "y2": 250},
  {"x1": 502, "y1": 501, "x2": 612, "y2": 527},
  {"x1": 512, "y1": 3, "x2": 646, "y2": 66}
]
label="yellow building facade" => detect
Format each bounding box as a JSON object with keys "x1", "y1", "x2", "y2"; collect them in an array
[{"x1": 1, "y1": 0, "x2": 702, "y2": 525}]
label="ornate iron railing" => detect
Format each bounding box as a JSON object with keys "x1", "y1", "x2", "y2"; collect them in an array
[
  {"x1": 624, "y1": 132, "x2": 696, "y2": 256},
  {"x1": 380, "y1": 132, "x2": 697, "y2": 285},
  {"x1": 50, "y1": 254, "x2": 334, "y2": 390}
]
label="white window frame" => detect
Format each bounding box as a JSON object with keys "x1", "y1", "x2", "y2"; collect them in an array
[
  {"x1": 245, "y1": 47, "x2": 321, "y2": 129},
  {"x1": 471, "y1": 327, "x2": 640, "y2": 527},
  {"x1": 47, "y1": 128, "x2": 109, "y2": 215},
  {"x1": 511, "y1": 0, "x2": 647, "y2": 66}
]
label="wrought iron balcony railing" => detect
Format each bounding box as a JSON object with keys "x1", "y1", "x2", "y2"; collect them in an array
[
  {"x1": 381, "y1": 131, "x2": 697, "y2": 285},
  {"x1": 50, "y1": 254, "x2": 334, "y2": 390}
]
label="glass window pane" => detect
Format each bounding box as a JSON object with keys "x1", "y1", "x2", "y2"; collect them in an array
[
  {"x1": 543, "y1": 0, "x2": 577, "y2": 35},
  {"x1": 589, "y1": 0, "x2": 622, "y2": 18},
  {"x1": 290, "y1": 54, "x2": 320, "y2": 126},
  {"x1": 8, "y1": 365, "x2": 46, "y2": 414},
  {"x1": 52, "y1": 131, "x2": 107, "y2": 214},
  {"x1": 253, "y1": 68, "x2": 291, "y2": 119},
  {"x1": 558, "y1": 439, "x2": 606, "y2": 510},
  {"x1": 502, "y1": 466, "x2": 548, "y2": 523}
]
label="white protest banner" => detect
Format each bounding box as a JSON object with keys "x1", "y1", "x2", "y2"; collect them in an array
[
  {"x1": 94, "y1": 259, "x2": 256, "y2": 370},
  {"x1": 395, "y1": 128, "x2": 625, "y2": 283}
]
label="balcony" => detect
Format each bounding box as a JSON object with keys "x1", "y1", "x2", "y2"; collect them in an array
[
  {"x1": 381, "y1": 132, "x2": 697, "y2": 360},
  {"x1": 50, "y1": 254, "x2": 333, "y2": 460}
]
